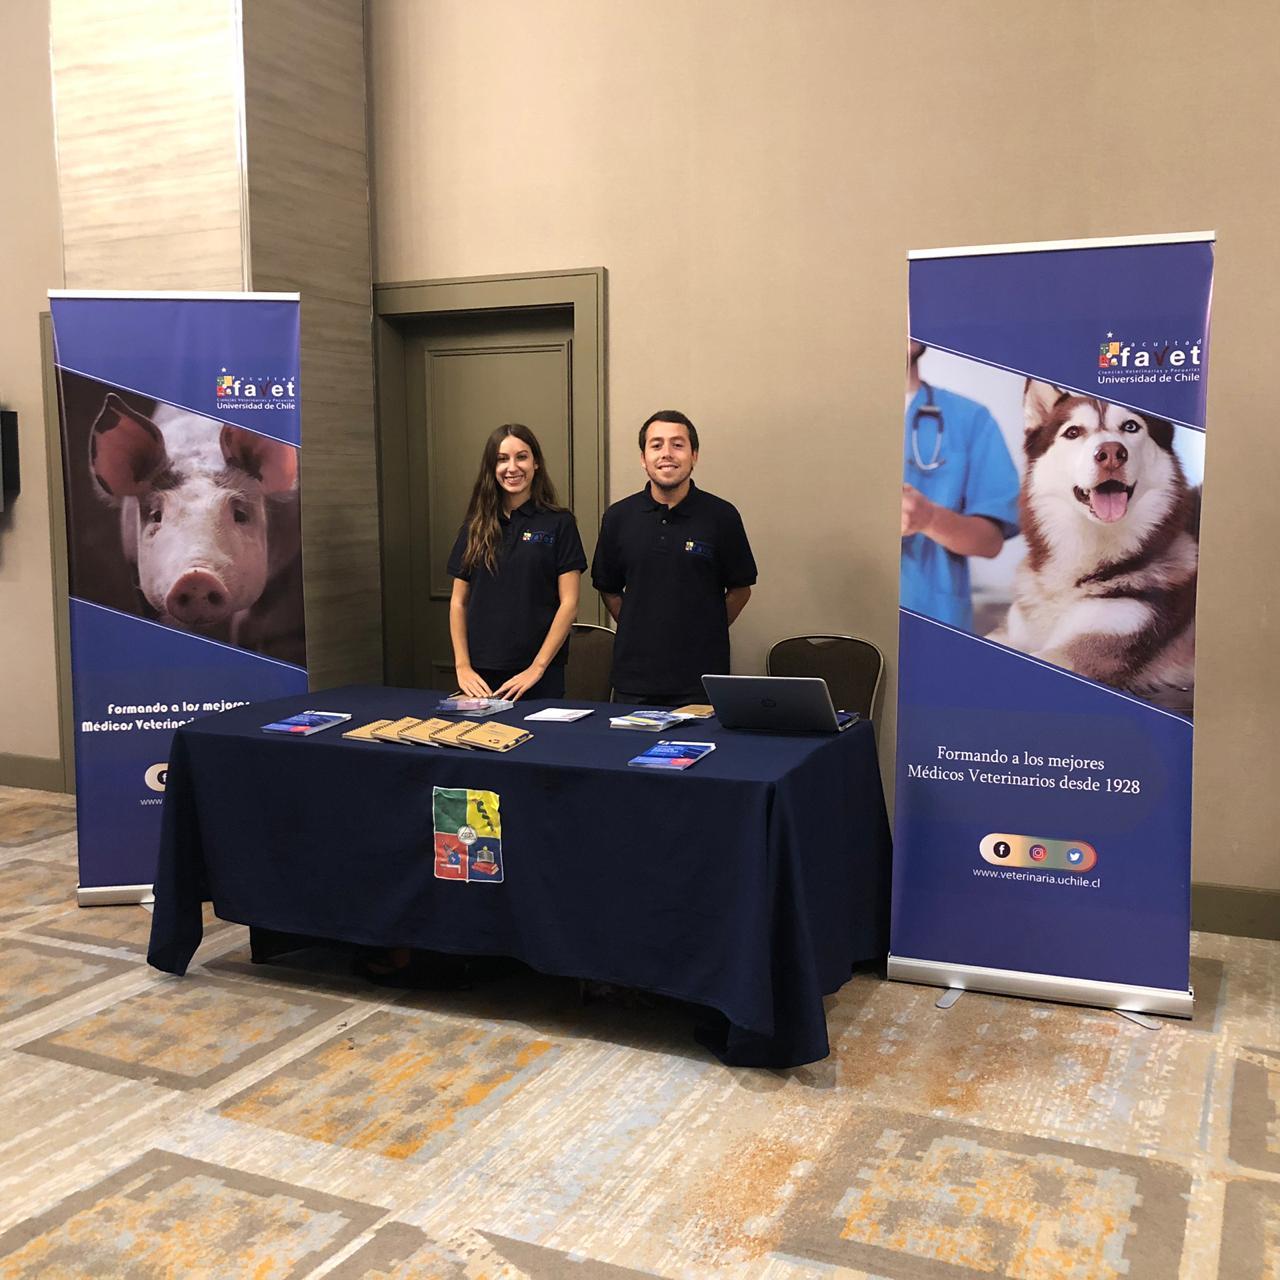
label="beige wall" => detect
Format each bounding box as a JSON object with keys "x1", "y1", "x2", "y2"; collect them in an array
[
  {"x1": 50, "y1": 0, "x2": 246, "y2": 290},
  {"x1": 0, "y1": 0, "x2": 64, "y2": 765},
  {"x1": 369, "y1": 0, "x2": 1280, "y2": 893}
]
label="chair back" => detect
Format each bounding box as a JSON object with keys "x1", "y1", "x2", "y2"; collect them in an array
[
  {"x1": 766, "y1": 634, "x2": 885, "y2": 721},
  {"x1": 565, "y1": 623, "x2": 615, "y2": 701}
]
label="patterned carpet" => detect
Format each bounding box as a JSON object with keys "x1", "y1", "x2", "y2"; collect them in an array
[{"x1": 0, "y1": 781, "x2": 1277, "y2": 1279}]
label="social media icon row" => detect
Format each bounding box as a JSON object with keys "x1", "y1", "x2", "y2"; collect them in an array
[{"x1": 979, "y1": 835, "x2": 1098, "y2": 873}]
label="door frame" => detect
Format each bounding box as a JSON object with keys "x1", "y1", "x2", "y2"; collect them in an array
[{"x1": 374, "y1": 267, "x2": 608, "y2": 685}]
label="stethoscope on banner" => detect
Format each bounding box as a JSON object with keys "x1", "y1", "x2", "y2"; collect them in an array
[{"x1": 909, "y1": 381, "x2": 945, "y2": 471}]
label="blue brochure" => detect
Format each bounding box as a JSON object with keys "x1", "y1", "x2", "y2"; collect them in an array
[
  {"x1": 261, "y1": 710, "x2": 351, "y2": 736},
  {"x1": 627, "y1": 741, "x2": 716, "y2": 770}
]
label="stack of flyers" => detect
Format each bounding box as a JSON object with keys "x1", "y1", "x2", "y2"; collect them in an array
[
  {"x1": 628, "y1": 741, "x2": 716, "y2": 770},
  {"x1": 435, "y1": 697, "x2": 516, "y2": 717},
  {"x1": 608, "y1": 709, "x2": 693, "y2": 731},
  {"x1": 523, "y1": 707, "x2": 595, "y2": 723}
]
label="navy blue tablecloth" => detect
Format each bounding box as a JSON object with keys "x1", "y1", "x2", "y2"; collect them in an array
[{"x1": 148, "y1": 685, "x2": 891, "y2": 1067}]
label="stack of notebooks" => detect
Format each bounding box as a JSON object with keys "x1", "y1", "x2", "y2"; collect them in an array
[
  {"x1": 342, "y1": 716, "x2": 531, "y2": 752},
  {"x1": 608, "y1": 703, "x2": 715, "y2": 731}
]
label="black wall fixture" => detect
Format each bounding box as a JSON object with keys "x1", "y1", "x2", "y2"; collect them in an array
[{"x1": 0, "y1": 410, "x2": 18, "y2": 510}]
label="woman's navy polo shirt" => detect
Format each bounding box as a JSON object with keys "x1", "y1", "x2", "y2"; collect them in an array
[
  {"x1": 447, "y1": 503, "x2": 587, "y2": 670},
  {"x1": 591, "y1": 481, "x2": 757, "y2": 695}
]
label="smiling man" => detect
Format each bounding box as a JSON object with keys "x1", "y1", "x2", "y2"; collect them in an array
[{"x1": 592, "y1": 410, "x2": 757, "y2": 706}]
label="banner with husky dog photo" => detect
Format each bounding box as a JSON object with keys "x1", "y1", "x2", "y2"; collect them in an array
[
  {"x1": 51, "y1": 291, "x2": 307, "y2": 899},
  {"x1": 890, "y1": 234, "x2": 1213, "y2": 1014}
]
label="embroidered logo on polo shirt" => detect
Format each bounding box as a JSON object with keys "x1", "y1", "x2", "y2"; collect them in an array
[
  {"x1": 683, "y1": 539, "x2": 714, "y2": 558},
  {"x1": 521, "y1": 531, "x2": 556, "y2": 545},
  {"x1": 433, "y1": 786, "x2": 503, "y2": 882}
]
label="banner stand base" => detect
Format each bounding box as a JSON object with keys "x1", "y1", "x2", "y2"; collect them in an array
[
  {"x1": 888, "y1": 954, "x2": 1193, "y2": 1019},
  {"x1": 77, "y1": 884, "x2": 154, "y2": 907}
]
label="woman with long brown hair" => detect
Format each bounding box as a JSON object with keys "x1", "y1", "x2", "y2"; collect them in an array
[
  {"x1": 356, "y1": 425, "x2": 584, "y2": 987},
  {"x1": 447, "y1": 423, "x2": 586, "y2": 700}
]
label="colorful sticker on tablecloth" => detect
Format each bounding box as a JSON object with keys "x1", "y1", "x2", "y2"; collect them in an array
[{"x1": 433, "y1": 786, "x2": 503, "y2": 882}]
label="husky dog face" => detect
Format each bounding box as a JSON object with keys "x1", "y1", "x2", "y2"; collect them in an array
[
  {"x1": 993, "y1": 379, "x2": 1198, "y2": 706},
  {"x1": 1021, "y1": 381, "x2": 1184, "y2": 569}
]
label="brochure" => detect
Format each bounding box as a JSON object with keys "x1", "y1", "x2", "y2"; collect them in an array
[
  {"x1": 670, "y1": 703, "x2": 715, "y2": 719},
  {"x1": 523, "y1": 707, "x2": 595, "y2": 723},
  {"x1": 627, "y1": 740, "x2": 717, "y2": 770},
  {"x1": 261, "y1": 710, "x2": 352, "y2": 736},
  {"x1": 608, "y1": 710, "x2": 694, "y2": 731},
  {"x1": 435, "y1": 697, "x2": 516, "y2": 717}
]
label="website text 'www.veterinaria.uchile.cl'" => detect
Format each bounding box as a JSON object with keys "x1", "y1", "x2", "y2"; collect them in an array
[{"x1": 973, "y1": 867, "x2": 1101, "y2": 888}]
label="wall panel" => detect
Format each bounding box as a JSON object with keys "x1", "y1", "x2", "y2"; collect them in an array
[{"x1": 242, "y1": 0, "x2": 381, "y2": 689}]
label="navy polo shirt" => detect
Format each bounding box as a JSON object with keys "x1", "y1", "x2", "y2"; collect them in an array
[
  {"x1": 448, "y1": 502, "x2": 587, "y2": 670},
  {"x1": 592, "y1": 481, "x2": 757, "y2": 695}
]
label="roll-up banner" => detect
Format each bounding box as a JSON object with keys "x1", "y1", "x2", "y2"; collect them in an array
[
  {"x1": 50, "y1": 291, "x2": 307, "y2": 902},
  {"x1": 892, "y1": 233, "x2": 1214, "y2": 1016}
]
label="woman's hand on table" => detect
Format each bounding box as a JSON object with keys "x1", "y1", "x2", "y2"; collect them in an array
[{"x1": 455, "y1": 666, "x2": 493, "y2": 697}]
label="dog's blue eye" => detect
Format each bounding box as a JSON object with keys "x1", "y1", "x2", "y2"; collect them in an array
[{"x1": 1120, "y1": 420, "x2": 1142, "y2": 433}]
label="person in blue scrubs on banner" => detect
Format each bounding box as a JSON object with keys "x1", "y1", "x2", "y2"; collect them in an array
[{"x1": 901, "y1": 340, "x2": 1020, "y2": 630}]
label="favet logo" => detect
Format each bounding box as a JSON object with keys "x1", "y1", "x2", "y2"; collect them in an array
[
  {"x1": 1096, "y1": 334, "x2": 1203, "y2": 386},
  {"x1": 215, "y1": 367, "x2": 299, "y2": 411}
]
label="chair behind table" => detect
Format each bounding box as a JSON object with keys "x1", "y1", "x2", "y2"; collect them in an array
[
  {"x1": 766, "y1": 633, "x2": 885, "y2": 722},
  {"x1": 565, "y1": 622, "x2": 615, "y2": 701}
]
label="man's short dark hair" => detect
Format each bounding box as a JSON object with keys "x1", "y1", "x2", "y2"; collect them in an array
[{"x1": 639, "y1": 410, "x2": 699, "y2": 453}]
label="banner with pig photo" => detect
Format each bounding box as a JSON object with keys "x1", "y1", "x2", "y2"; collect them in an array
[
  {"x1": 890, "y1": 234, "x2": 1214, "y2": 1017},
  {"x1": 50, "y1": 292, "x2": 306, "y2": 897}
]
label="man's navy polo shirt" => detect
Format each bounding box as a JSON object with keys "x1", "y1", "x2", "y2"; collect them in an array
[
  {"x1": 447, "y1": 502, "x2": 587, "y2": 671},
  {"x1": 591, "y1": 481, "x2": 757, "y2": 695}
]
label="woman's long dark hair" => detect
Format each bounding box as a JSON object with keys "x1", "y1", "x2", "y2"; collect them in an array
[{"x1": 462, "y1": 423, "x2": 564, "y2": 574}]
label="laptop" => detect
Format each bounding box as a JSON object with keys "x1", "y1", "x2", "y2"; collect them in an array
[{"x1": 701, "y1": 675, "x2": 859, "y2": 733}]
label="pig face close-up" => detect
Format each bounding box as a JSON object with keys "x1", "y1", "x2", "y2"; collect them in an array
[{"x1": 88, "y1": 393, "x2": 298, "y2": 634}]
